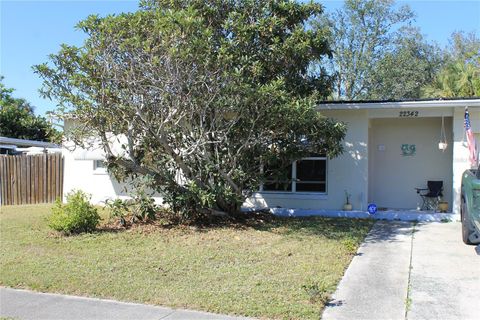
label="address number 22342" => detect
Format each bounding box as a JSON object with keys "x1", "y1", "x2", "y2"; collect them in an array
[{"x1": 399, "y1": 111, "x2": 419, "y2": 117}]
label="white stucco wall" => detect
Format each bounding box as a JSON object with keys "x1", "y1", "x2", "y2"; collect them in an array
[
  {"x1": 245, "y1": 110, "x2": 369, "y2": 211},
  {"x1": 368, "y1": 117, "x2": 453, "y2": 209},
  {"x1": 62, "y1": 148, "x2": 134, "y2": 204},
  {"x1": 452, "y1": 108, "x2": 480, "y2": 214},
  {"x1": 246, "y1": 104, "x2": 479, "y2": 213},
  {"x1": 62, "y1": 120, "x2": 162, "y2": 204},
  {"x1": 62, "y1": 102, "x2": 479, "y2": 213}
]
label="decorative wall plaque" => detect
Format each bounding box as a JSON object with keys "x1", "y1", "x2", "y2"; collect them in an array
[{"x1": 401, "y1": 144, "x2": 416, "y2": 156}]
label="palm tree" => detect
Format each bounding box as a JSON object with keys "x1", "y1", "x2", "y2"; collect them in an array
[{"x1": 422, "y1": 31, "x2": 480, "y2": 99}]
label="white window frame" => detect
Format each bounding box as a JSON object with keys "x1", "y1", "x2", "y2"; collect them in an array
[
  {"x1": 93, "y1": 159, "x2": 108, "y2": 175},
  {"x1": 260, "y1": 156, "x2": 327, "y2": 194}
]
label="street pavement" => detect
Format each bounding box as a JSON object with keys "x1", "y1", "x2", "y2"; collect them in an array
[{"x1": 0, "y1": 287, "x2": 250, "y2": 320}]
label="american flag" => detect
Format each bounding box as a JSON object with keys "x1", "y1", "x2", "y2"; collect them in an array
[{"x1": 464, "y1": 107, "x2": 478, "y2": 167}]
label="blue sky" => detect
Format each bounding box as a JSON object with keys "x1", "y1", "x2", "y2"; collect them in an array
[{"x1": 1, "y1": 0, "x2": 479, "y2": 116}]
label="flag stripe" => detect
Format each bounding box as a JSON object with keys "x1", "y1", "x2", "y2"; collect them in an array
[{"x1": 465, "y1": 108, "x2": 478, "y2": 167}]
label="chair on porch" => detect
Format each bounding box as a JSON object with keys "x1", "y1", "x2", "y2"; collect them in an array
[{"x1": 415, "y1": 181, "x2": 443, "y2": 211}]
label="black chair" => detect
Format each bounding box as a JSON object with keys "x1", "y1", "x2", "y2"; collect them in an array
[{"x1": 415, "y1": 181, "x2": 443, "y2": 211}]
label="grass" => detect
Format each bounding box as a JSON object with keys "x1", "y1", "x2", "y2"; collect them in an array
[{"x1": 0, "y1": 204, "x2": 374, "y2": 319}]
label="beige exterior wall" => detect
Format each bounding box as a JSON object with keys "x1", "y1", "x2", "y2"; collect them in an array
[
  {"x1": 452, "y1": 108, "x2": 480, "y2": 214},
  {"x1": 247, "y1": 105, "x2": 479, "y2": 213},
  {"x1": 246, "y1": 109, "x2": 370, "y2": 210},
  {"x1": 62, "y1": 103, "x2": 480, "y2": 213},
  {"x1": 368, "y1": 117, "x2": 453, "y2": 209}
]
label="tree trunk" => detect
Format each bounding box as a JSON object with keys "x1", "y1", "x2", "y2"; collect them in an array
[{"x1": 215, "y1": 196, "x2": 243, "y2": 219}]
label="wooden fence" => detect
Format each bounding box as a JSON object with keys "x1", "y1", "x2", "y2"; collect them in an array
[{"x1": 0, "y1": 153, "x2": 64, "y2": 206}]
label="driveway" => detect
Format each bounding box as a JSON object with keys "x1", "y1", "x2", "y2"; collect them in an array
[{"x1": 322, "y1": 221, "x2": 480, "y2": 320}]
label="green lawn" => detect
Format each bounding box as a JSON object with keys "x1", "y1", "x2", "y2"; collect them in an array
[{"x1": 0, "y1": 204, "x2": 374, "y2": 319}]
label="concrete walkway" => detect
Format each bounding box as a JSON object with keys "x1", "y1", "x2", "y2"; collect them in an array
[
  {"x1": 322, "y1": 221, "x2": 480, "y2": 320},
  {"x1": 0, "y1": 287, "x2": 250, "y2": 320}
]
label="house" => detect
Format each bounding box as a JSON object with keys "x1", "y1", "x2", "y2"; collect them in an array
[{"x1": 62, "y1": 98, "x2": 480, "y2": 214}]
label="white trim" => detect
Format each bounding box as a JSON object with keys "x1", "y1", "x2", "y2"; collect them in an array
[
  {"x1": 318, "y1": 99, "x2": 480, "y2": 110},
  {"x1": 0, "y1": 136, "x2": 59, "y2": 148},
  {"x1": 73, "y1": 148, "x2": 105, "y2": 160},
  {"x1": 261, "y1": 156, "x2": 328, "y2": 194},
  {"x1": 367, "y1": 108, "x2": 454, "y2": 119},
  {"x1": 264, "y1": 208, "x2": 458, "y2": 222},
  {"x1": 251, "y1": 192, "x2": 328, "y2": 200},
  {"x1": 93, "y1": 160, "x2": 108, "y2": 175}
]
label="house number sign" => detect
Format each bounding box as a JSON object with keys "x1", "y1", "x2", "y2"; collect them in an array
[{"x1": 399, "y1": 111, "x2": 419, "y2": 117}]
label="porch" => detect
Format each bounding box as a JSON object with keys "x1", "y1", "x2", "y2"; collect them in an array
[{"x1": 267, "y1": 208, "x2": 458, "y2": 222}]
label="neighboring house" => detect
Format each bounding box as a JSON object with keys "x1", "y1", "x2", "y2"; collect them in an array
[
  {"x1": 0, "y1": 136, "x2": 61, "y2": 155},
  {"x1": 62, "y1": 98, "x2": 480, "y2": 214}
]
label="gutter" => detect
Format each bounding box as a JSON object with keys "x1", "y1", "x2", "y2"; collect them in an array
[
  {"x1": 0, "y1": 136, "x2": 60, "y2": 148},
  {"x1": 317, "y1": 99, "x2": 480, "y2": 110}
]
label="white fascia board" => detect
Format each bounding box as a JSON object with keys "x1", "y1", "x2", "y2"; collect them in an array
[
  {"x1": 317, "y1": 99, "x2": 480, "y2": 110},
  {"x1": 0, "y1": 136, "x2": 60, "y2": 148}
]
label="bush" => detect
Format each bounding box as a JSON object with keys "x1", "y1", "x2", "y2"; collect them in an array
[
  {"x1": 105, "y1": 198, "x2": 130, "y2": 227},
  {"x1": 48, "y1": 190, "x2": 100, "y2": 234},
  {"x1": 105, "y1": 190, "x2": 159, "y2": 227},
  {"x1": 130, "y1": 189, "x2": 158, "y2": 222}
]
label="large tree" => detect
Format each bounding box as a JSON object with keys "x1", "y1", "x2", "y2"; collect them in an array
[
  {"x1": 315, "y1": 0, "x2": 442, "y2": 100},
  {"x1": 0, "y1": 78, "x2": 61, "y2": 143},
  {"x1": 35, "y1": 0, "x2": 345, "y2": 219},
  {"x1": 366, "y1": 27, "x2": 442, "y2": 100}
]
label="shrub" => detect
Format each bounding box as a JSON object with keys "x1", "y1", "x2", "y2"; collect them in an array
[
  {"x1": 105, "y1": 189, "x2": 159, "y2": 227},
  {"x1": 48, "y1": 190, "x2": 100, "y2": 234},
  {"x1": 105, "y1": 198, "x2": 130, "y2": 227},
  {"x1": 105, "y1": 199, "x2": 130, "y2": 227},
  {"x1": 130, "y1": 189, "x2": 158, "y2": 222}
]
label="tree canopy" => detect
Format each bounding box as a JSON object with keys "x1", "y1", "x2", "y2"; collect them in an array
[
  {"x1": 315, "y1": 0, "x2": 448, "y2": 101},
  {"x1": 35, "y1": 0, "x2": 346, "y2": 220},
  {"x1": 315, "y1": 0, "x2": 416, "y2": 100},
  {"x1": 422, "y1": 32, "x2": 480, "y2": 98},
  {"x1": 366, "y1": 27, "x2": 441, "y2": 100},
  {"x1": 0, "y1": 78, "x2": 61, "y2": 143}
]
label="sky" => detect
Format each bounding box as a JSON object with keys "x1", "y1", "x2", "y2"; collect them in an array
[{"x1": 1, "y1": 0, "x2": 479, "y2": 116}]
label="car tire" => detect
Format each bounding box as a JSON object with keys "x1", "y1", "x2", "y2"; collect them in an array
[{"x1": 461, "y1": 196, "x2": 474, "y2": 245}]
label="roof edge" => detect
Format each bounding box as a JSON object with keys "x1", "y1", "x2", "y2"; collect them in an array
[
  {"x1": 0, "y1": 136, "x2": 60, "y2": 148},
  {"x1": 317, "y1": 98, "x2": 480, "y2": 110}
]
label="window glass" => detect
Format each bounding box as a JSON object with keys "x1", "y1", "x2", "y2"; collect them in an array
[
  {"x1": 93, "y1": 160, "x2": 107, "y2": 174},
  {"x1": 263, "y1": 182, "x2": 292, "y2": 192},
  {"x1": 262, "y1": 157, "x2": 327, "y2": 193},
  {"x1": 296, "y1": 159, "x2": 326, "y2": 192},
  {"x1": 296, "y1": 159, "x2": 326, "y2": 182},
  {"x1": 95, "y1": 160, "x2": 106, "y2": 168},
  {"x1": 263, "y1": 162, "x2": 292, "y2": 191},
  {"x1": 296, "y1": 182, "x2": 326, "y2": 192}
]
